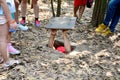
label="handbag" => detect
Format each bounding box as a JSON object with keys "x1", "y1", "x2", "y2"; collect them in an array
[{"x1": 87, "y1": 0, "x2": 93, "y2": 8}]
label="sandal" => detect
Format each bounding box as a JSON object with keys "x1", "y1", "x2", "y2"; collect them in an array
[{"x1": 2, "y1": 60, "x2": 20, "y2": 68}]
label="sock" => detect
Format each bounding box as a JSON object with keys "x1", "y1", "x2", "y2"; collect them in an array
[
  {"x1": 35, "y1": 18, "x2": 38, "y2": 21},
  {"x1": 22, "y1": 17, "x2": 26, "y2": 20}
]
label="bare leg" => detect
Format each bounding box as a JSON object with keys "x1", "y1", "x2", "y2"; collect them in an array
[
  {"x1": 48, "y1": 29, "x2": 57, "y2": 49},
  {"x1": 0, "y1": 23, "x2": 9, "y2": 63},
  {"x1": 62, "y1": 30, "x2": 71, "y2": 53},
  {"x1": 74, "y1": 6, "x2": 79, "y2": 17},
  {"x1": 32, "y1": 0, "x2": 39, "y2": 18},
  {"x1": 7, "y1": 32, "x2": 12, "y2": 43},
  {"x1": 14, "y1": 0, "x2": 20, "y2": 23},
  {"x1": 78, "y1": 5, "x2": 85, "y2": 19},
  {"x1": 21, "y1": 0, "x2": 27, "y2": 17}
]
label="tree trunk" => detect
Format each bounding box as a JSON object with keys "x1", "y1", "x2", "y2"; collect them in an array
[
  {"x1": 50, "y1": 0, "x2": 61, "y2": 17},
  {"x1": 91, "y1": 0, "x2": 108, "y2": 27},
  {"x1": 51, "y1": 0, "x2": 55, "y2": 17},
  {"x1": 56, "y1": 0, "x2": 61, "y2": 17}
]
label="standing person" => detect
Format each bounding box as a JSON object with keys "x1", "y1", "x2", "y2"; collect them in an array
[
  {"x1": 0, "y1": 0, "x2": 19, "y2": 67},
  {"x1": 7, "y1": 0, "x2": 21, "y2": 55},
  {"x1": 7, "y1": 0, "x2": 28, "y2": 55},
  {"x1": 95, "y1": 0, "x2": 120, "y2": 36},
  {"x1": 14, "y1": 0, "x2": 28, "y2": 30},
  {"x1": 20, "y1": 0, "x2": 40, "y2": 27},
  {"x1": 74, "y1": 0, "x2": 87, "y2": 24}
]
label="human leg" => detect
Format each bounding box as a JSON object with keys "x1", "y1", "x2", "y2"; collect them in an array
[
  {"x1": 74, "y1": 6, "x2": 79, "y2": 17},
  {"x1": 14, "y1": 0, "x2": 28, "y2": 30},
  {"x1": 95, "y1": 0, "x2": 120, "y2": 33},
  {"x1": 73, "y1": 0, "x2": 81, "y2": 17},
  {"x1": 0, "y1": 23, "x2": 9, "y2": 63},
  {"x1": 103, "y1": 0, "x2": 120, "y2": 26},
  {"x1": 32, "y1": 0, "x2": 39, "y2": 19},
  {"x1": 78, "y1": 5, "x2": 85, "y2": 19},
  {"x1": 101, "y1": 7, "x2": 120, "y2": 36},
  {"x1": 7, "y1": 32, "x2": 20, "y2": 55},
  {"x1": 0, "y1": 24, "x2": 19, "y2": 67},
  {"x1": 6, "y1": 13, "x2": 20, "y2": 55},
  {"x1": 76, "y1": 5, "x2": 85, "y2": 24},
  {"x1": 62, "y1": 30, "x2": 71, "y2": 53},
  {"x1": 20, "y1": 0, "x2": 27, "y2": 25},
  {"x1": 32, "y1": 0, "x2": 40, "y2": 27},
  {"x1": 14, "y1": 0, "x2": 20, "y2": 23},
  {"x1": 74, "y1": 0, "x2": 86, "y2": 24},
  {"x1": 109, "y1": 7, "x2": 120, "y2": 32},
  {"x1": 48, "y1": 29, "x2": 57, "y2": 49}
]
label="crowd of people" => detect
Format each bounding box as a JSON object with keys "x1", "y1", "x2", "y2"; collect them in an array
[
  {"x1": 0, "y1": 0, "x2": 40, "y2": 68},
  {"x1": 0, "y1": 0, "x2": 120, "y2": 68}
]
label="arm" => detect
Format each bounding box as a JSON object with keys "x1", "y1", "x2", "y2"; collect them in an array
[
  {"x1": 0, "y1": 0, "x2": 18, "y2": 29},
  {"x1": 0, "y1": 0, "x2": 13, "y2": 23},
  {"x1": 14, "y1": 0, "x2": 19, "y2": 4}
]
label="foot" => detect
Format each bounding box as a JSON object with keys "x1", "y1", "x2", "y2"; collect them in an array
[
  {"x1": 17, "y1": 23, "x2": 28, "y2": 31},
  {"x1": 0, "y1": 58, "x2": 3, "y2": 64},
  {"x1": 34, "y1": 20, "x2": 40, "y2": 27},
  {"x1": 2, "y1": 60, "x2": 20, "y2": 68},
  {"x1": 8, "y1": 43, "x2": 20, "y2": 55},
  {"x1": 76, "y1": 18, "x2": 83, "y2": 24},
  {"x1": 95, "y1": 23, "x2": 107, "y2": 33},
  {"x1": 101, "y1": 28, "x2": 113, "y2": 36},
  {"x1": 20, "y1": 19, "x2": 26, "y2": 26}
]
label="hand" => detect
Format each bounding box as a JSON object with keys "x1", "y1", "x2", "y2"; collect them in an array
[
  {"x1": 9, "y1": 20, "x2": 18, "y2": 30},
  {"x1": 14, "y1": 0, "x2": 20, "y2": 4}
]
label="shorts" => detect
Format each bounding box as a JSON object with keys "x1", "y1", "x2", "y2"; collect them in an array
[
  {"x1": 19, "y1": 0, "x2": 38, "y2": 4},
  {"x1": 0, "y1": 15, "x2": 7, "y2": 25},
  {"x1": 19, "y1": 0, "x2": 30, "y2": 3},
  {"x1": 74, "y1": 0, "x2": 87, "y2": 6},
  {"x1": 19, "y1": 0, "x2": 38, "y2": 8},
  {"x1": 11, "y1": 13, "x2": 15, "y2": 19},
  {"x1": 0, "y1": 13, "x2": 15, "y2": 25}
]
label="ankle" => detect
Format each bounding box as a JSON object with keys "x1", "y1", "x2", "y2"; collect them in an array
[
  {"x1": 22, "y1": 17, "x2": 26, "y2": 20},
  {"x1": 3, "y1": 59, "x2": 10, "y2": 64},
  {"x1": 35, "y1": 18, "x2": 39, "y2": 21},
  {"x1": 7, "y1": 43, "x2": 11, "y2": 46}
]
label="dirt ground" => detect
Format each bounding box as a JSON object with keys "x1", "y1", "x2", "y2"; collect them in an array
[{"x1": 0, "y1": 0, "x2": 120, "y2": 80}]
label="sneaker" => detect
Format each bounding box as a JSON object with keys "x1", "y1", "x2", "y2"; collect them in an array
[
  {"x1": 95, "y1": 23, "x2": 107, "y2": 33},
  {"x1": 20, "y1": 19, "x2": 26, "y2": 26},
  {"x1": 3, "y1": 60, "x2": 20, "y2": 68},
  {"x1": 0, "y1": 58, "x2": 3, "y2": 64},
  {"x1": 34, "y1": 20, "x2": 40, "y2": 27},
  {"x1": 101, "y1": 28, "x2": 113, "y2": 36},
  {"x1": 8, "y1": 43, "x2": 20, "y2": 55},
  {"x1": 76, "y1": 18, "x2": 83, "y2": 24},
  {"x1": 17, "y1": 23, "x2": 28, "y2": 31}
]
